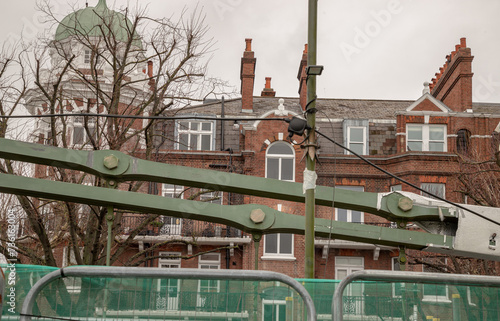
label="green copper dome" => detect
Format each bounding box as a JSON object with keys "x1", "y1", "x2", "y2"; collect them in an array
[{"x1": 55, "y1": 0, "x2": 142, "y2": 48}]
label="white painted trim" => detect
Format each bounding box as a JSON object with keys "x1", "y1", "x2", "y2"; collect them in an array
[
  {"x1": 260, "y1": 256, "x2": 297, "y2": 261},
  {"x1": 265, "y1": 141, "x2": 295, "y2": 182},
  {"x1": 406, "y1": 124, "x2": 447, "y2": 152},
  {"x1": 262, "y1": 233, "x2": 295, "y2": 258},
  {"x1": 346, "y1": 126, "x2": 367, "y2": 156},
  {"x1": 405, "y1": 93, "x2": 451, "y2": 112},
  {"x1": 314, "y1": 239, "x2": 396, "y2": 250},
  {"x1": 251, "y1": 109, "x2": 300, "y2": 129},
  {"x1": 471, "y1": 135, "x2": 493, "y2": 139}
]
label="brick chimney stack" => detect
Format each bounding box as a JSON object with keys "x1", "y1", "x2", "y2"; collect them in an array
[
  {"x1": 430, "y1": 37, "x2": 474, "y2": 112},
  {"x1": 147, "y1": 60, "x2": 155, "y2": 89},
  {"x1": 240, "y1": 38, "x2": 256, "y2": 112},
  {"x1": 297, "y1": 44, "x2": 308, "y2": 111},
  {"x1": 261, "y1": 77, "x2": 276, "y2": 97}
]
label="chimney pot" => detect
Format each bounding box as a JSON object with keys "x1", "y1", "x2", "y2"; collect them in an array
[
  {"x1": 460, "y1": 37, "x2": 466, "y2": 48},
  {"x1": 147, "y1": 61, "x2": 153, "y2": 78},
  {"x1": 245, "y1": 38, "x2": 252, "y2": 52},
  {"x1": 265, "y1": 77, "x2": 271, "y2": 89},
  {"x1": 261, "y1": 77, "x2": 276, "y2": 97},
  {"x1": 304, "y1": 44, "x2": 308, "y2": 54}
]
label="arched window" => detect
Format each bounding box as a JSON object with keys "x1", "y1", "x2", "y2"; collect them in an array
[
  {"x1": 492, "y1": 131, "x2": 500, "y2": 156},
  {"x1": 266, "y1": 142, "x2": 295, "y2": 181},
  {"x1": 456, "y1": 129, "x2": 471, "y2": 154}
]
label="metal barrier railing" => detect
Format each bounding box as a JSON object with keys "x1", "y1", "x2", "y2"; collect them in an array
[
  {"x1": 332, "y1": 270, "x2": 500, "y2": 321},
  {"x1": 20, "y1": 266, "x2": 317, "y2": 321},
  {"x1": 0, "y1": 267, "x2": 4, "y2": 320}
]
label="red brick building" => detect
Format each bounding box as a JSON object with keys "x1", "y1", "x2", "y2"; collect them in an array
[
  {"x1": 143, "y1": 37, "x2": 500, "y2": 279},
  {"x1": 6, "y1": 0, "x2": 499, "y2": 283}
]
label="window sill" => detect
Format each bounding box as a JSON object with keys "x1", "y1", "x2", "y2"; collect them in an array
[
  {"x1": 261, "y1": 255, "x2": 296, "y2": 261},
  {"x1": 422, "y1": 297, "x2": 451, "y2": 304}
]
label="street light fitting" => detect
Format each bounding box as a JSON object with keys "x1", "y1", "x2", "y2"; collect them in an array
[{"x1": 305, "y1": 65, "x2": 324, "y2": 76}]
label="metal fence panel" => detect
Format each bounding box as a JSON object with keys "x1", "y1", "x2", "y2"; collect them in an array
[
  {"x1": 20, "y1": 266, "x2": 316, "y2": 321},
  {"x1": 333, "y1": 270, "x2": 500, "y2": 321},
  {"x1": 0, "y1": 267, "x2": 4, "y2": 320}
]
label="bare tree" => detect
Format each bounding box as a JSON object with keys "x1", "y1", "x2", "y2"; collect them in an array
[
  {"x1": 405, "y1": 141, "x2": 500, "y2": 315},
  {"x1": 0, "y1": 1, "x2": 232, "y2": 268}
]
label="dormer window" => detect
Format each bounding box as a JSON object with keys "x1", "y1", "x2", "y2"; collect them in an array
[{"x1": 176, "y1": 120, "x2": 214, "y2": 151}]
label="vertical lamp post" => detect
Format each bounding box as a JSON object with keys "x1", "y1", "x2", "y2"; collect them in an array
[{"x1": 304, "y1": 0, "x2": 322, "y2": 279}]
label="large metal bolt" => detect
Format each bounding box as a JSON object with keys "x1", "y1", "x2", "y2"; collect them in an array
[
  {"x1": 104, "y1": 154, "x2": 119, "y2": 170},
  {"x1": 250, "y1": 209, "x2": 266, "y2": 224},
  {"x1": 398, "y1": 197, "x2": 413, "y2": 212}
]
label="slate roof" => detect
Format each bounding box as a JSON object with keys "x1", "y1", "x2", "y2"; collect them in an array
[
  {"x1": 472, "y1": 102, "x2": 500, "y2": 115},
  {"x1": 171, "y1": 97, "x2": 500, "y2": 120},
  {"x1": 172, "y1": 96, "x2": 413, "y2": 120}
]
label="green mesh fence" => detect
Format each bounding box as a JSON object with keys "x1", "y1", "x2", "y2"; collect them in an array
[
  {"x1": 2, "y1": 265, "x2": 308, "y2": 321},
  {"x1": 1, "y1": 264, "x2": 58, "y2": 320},
  {"x1": 299, "y1": 278, "x2": 500, "y2": 321},
  {"x1": 2, "y1": 265, "x2": 500, "y2": 321}
]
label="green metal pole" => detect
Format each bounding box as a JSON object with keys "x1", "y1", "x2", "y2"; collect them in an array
[
  {"x1": 305, "y1": 0, "x2": 318, "y2": 279},
  {"x1": 106, "y1": 205, "x2": 114, "y2": 266}
]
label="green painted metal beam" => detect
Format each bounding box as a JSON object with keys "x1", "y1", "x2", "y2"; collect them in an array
[
  {"x1": 0, "y1": 172, "x2": 453, "y2": 251},
  {"x1": 0, "y1": 138, "x2": 454, "y2": 223}
]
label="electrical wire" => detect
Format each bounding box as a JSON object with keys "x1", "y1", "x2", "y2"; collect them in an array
[
  {"x1": 3, "y1": 112, "x2": 497, "y2": 226},
  {"x1": 0, "y1": 113, "x2": 289, "y2": 122},
  {"x1": 315, "y1": 129, "x2": 500, "y2": 227}
]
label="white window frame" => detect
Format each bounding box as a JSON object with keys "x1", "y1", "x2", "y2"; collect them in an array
[
  {"x1": 265, "y1": 142, "x2": 295, "y2": 182},
  {"x1": 197, "y1": 253, "x2": 221, "y2": 307},
  {"x1": 347, "y1": 126, "x2": 367, "y2": 155},
  {"x1": 335, "y1": 257, "x2": 364, "y2": 315},
  {"x1": 176, "y1": 120, "x2": 215, "y2": 151},
  {"x1": 263, "y1": 204, "x2": 295, "y2": 260},
  {"x1": 70, "y1": 100, "x2": 98, "y2": 149},
  {"x1": 161, "y1": 185, "x2": 184, "y2": 235},
  {"x1": 466, "y1": 287, "x2": 477, "y2": 307},
  {"x1": 392, "y1": 257, "x2": 404, "y2": 298},
  {"x1": 62, "y1": 246, "x2": 83, "y2": 267},
  {"x1": 422, "y1": 257, "x2": 450, "y2": 303},
  {"x1": 162, "y1": 184, "x2": 184, "y2": 199},
  {"x1": 263, "y1": 233, "x2": 295, "y2": 260},
  {"x1": 262, "y1": 299, "x2": 287, "y2": 321},
  {"x1": 343, "y1": 119, "x2": 369, "y2": 156},
  {"x1": 157, "y1": 252, "x2": 181, "y2": 311},
  {"x1": 406, "y1": 124, "x2": 447, "y2": 152},
  {"x1": 420, "y1": 183, "x2": 446, "y2": 200},
  {"x1": 72, "y1": 115, "x2": 96, "y2": 147},
  {"x1": 335, "y1": 186, "x2": 364, "y2": 223},
  {"x1": 390, "y1": 185, "x2": 402, "y2": 192},
  {"x1": 84, "y1": 49, "x2": 91, "y2": 64},
  {"x1": 199, "y1": 190, "x2": 223, "y2": 204}
]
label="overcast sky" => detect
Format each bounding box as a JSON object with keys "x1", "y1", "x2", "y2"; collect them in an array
[{"x1": 2, "y1": 0, "x2": 500, "y2": 103}]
